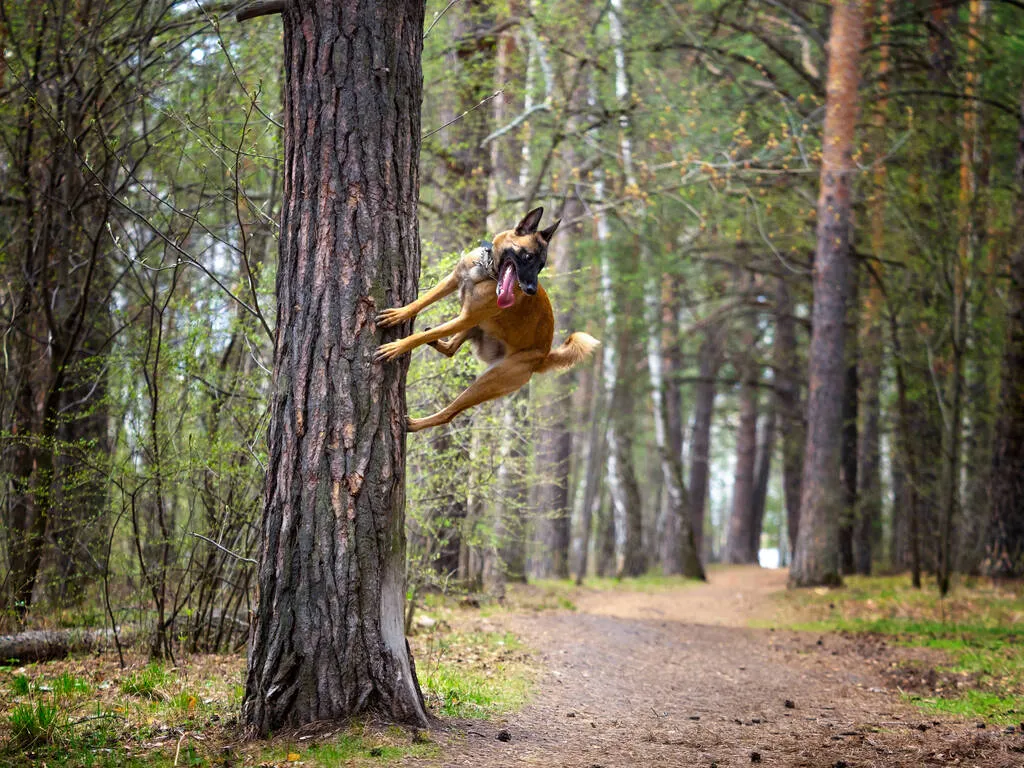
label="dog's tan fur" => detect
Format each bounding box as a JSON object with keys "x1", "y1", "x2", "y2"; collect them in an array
[{"x1": 376, "y1": 208, "x2": 599, "y2": 432}]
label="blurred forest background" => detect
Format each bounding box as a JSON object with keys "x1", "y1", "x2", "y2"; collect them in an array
[{"x1": 1, "y1": 0, "x2": 1023, "y2": 656}]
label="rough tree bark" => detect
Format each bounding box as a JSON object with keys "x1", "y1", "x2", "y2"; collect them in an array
[
  {"x1": 789, "y1": 0, "x2": 864, "y2": 588},
  {"x1": 983, "y1": 81, "x2": 1024, "y2": 580},
  {"x1": 241, "y1": 0, "x2": 429, "y2": 734}
]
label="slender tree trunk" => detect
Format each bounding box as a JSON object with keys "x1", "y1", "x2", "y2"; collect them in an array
[
  {"x1": 725, "y1": 347, "x2": 760, "y2": 565},
  {"x1": 856, "y1": 0, "x2": 889, "y2": 576},
  {"x1": 487, "y1": 24, "x2": 528, "y2": 588},
  {"x1": 983, "y1": 81, "x2": 1024, "y2": 580},
  {"x1": 242, "y1": 0, "x2": 428, "y2": 734},
  {"x1": 532, "y1": 154, "x2": 583, "y2": 581},
  {"x1": 750, "y1": 399, "x2": 777, "y2": 559},
  {"x1": 608, "y1": 0, "x2": 701, "y2": 580},
  {"x1": 790, "y1": 0, "x2": 865, "y2": 588},
  {"x1": 891, "y1": 318, "x2": 922, "y2": 588},
  {"x1": 839, "y1": 283, "x2": 859, "y2": 576},
  {"x1": 573, "y1": 358, "x2": 604, "y2": 583},
  {"x1": 610, "y1": 335, "x2": 646, "y2": 577},
  {"x1": 774, "y1": 278, "x2": 803, "y2": 556},
  {"x1": 688, "y1": 325, "x2": 722, "y2": 562}
]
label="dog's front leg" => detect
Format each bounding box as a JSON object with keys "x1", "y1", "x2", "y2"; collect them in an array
[
  {"x1": 375, "y1": 313, "x2": 477, "y2": 362},
  {"x1": 376, "y1": 270, "x2": 458, "y2": 328},
  {"x1": 428, "y1": 327, "x2": 475, "y2": 358}
]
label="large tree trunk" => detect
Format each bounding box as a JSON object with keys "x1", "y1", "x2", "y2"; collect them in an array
[
  {"x1": 984, "y1": 81, "x2": 1024, "y2": 580},
  {"x1": 242, "y1": 0, "x2": 428, "y2": 734},
  {"x1": 790, "y1": 0, "x2": 864, "y2": 588}
]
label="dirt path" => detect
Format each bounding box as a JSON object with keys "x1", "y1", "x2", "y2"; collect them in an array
[{"x1": 414, "y1": 567, "x2": 1023, "y2": 767}]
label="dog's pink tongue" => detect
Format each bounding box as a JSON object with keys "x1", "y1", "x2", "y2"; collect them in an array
[{"x1": 496, "y1": 263, "x2": 516, "y2": 309}]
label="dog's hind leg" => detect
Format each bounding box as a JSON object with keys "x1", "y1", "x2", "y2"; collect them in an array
[
  {"x1": 377, "y1": 270, "x2": 458, "y2": 328},
  {"x1": 407, "y1": 351, "x2": 544, "y2": 432}
]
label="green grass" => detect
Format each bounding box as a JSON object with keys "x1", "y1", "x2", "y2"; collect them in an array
[
  {"x1": 909, "y1": 689, "x2": 1024, "y2": 723},
  {"x1": 418, "y1": 629, "x2": 533, "y2": 718},
  {"x1": 10, "y1": 673, "x2": 31, "y2": 695},
  {"x1": 765, "y1": 574, "x2": 1024, "y2": 724},
  {"x1": 422, "y1": 661, "x2": 531, "y2": 718},
  {"x1": 266, "y1": 729, "x2": 439, "y2": 766},
  {"x1": 119, "y1": 662, "x2": 172, "y2": 700},
  {"x1": 9, "y1": 699, "x2": 61, "y2": 748},
  {"x1": 52, "y1": 671, "x2": 92, "y2": 697}
]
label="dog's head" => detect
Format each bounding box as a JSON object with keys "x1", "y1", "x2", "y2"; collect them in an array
[{"x1": 490, "y1": 207, "x2": 560, "y2": 308}]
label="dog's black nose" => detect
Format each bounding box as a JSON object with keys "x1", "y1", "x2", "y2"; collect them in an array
[{"x1": 522, "y1": 283, "x2": 537, "y2": 295}]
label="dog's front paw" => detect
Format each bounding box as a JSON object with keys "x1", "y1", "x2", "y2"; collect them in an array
[
  {"x1": 376, "y1": 308, "x2": 408, "y2": 328},
  {"x1": 375, "y1": 340, "x2": 407, "y2": 362}
]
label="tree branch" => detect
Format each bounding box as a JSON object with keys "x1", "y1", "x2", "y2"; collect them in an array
[{"x1": 236, "y1": 0, "x2": 285, "y2": 23}]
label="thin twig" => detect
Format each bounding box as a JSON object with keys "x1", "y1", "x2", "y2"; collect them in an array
[
  {"x1": 422, "y1": 89, "x2": 503, "y2": 140},
  {"x1": 423, "y1": 0, "x2": 461, "y2": 39},
  {"x1": 189, "y1": 532, "x2": 257, "y2": 565}
]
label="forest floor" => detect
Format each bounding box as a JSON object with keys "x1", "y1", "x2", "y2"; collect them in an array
[
  {"x1": 3, "y1": 566, "x2": 1022, "y2": 767},
  {"x1": 413, "y1": 566, "x2": 1024, "y2": 768}
]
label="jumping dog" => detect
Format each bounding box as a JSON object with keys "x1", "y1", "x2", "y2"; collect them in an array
[{"x1": 376, "y1": 207, "x2": 600, "y2": 432}]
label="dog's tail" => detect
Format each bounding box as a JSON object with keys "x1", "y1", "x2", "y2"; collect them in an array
[{"x1": 537, "y1": 332, "x2": 601, "y2": 373}]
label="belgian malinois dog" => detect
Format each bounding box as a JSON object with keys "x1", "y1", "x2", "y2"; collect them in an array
[{"x1": 376, "y1": 207, "x2": 600, "y2": 432}]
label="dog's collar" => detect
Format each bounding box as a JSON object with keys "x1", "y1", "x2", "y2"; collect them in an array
[{"x1": 476, "y1": 240, "x2": 499, "y2": 281}]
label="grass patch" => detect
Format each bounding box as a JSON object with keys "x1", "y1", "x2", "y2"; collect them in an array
[
  {"x1": 266, "y1": 726, "x2": 439, "y2": 767},
  {"x1": 764, "y1": 573, "x2": 1024, "y2": 724},
  {"x1": 909, "y1": 689, "x2": 1024, "y2": 723},
  {"x1": 51, "y1": 671, "x2": 92, "y2": 697},
  {"x1": 120, "y1": 661, "x2": 172, "y2": 700},
  {"x1": 8, "y1": 699, "x2": 61, "y2": 749},
  {"x1": 418, "y1": 629, "x2": 533, "y2": 718}
]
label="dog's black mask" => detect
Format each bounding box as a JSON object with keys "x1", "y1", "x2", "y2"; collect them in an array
[{"x1": 499, "y1": 245, "x2": 547, "y2": 296}]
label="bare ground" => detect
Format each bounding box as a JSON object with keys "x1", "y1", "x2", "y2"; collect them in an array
[{"x1": 412, "y1": 567, "x2": 1024, "y2": 768}]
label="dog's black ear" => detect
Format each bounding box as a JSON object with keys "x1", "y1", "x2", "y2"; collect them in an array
[
  {"x1": 515, "y1": 207, "x2": 544, "y2": 236},
  {"x1": 539, "y1": 218, "x2": 561, "y2": 242}
]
